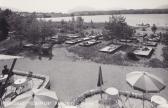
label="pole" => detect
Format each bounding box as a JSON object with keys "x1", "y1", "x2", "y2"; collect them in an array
[
  {"x1": 100, "y1": 86, "x2": 102, "y2": 99},
  {"x1": 143, "y1": 92, "x2": 144, "y2": 108},
  {"x1": 9, "y1": 58, "x2": 17, "y2": 72},
  {"x1": 0, "y1": 98, "x2": 4, "y2": 108}
]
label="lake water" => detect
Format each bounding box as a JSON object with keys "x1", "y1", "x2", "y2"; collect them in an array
[{"x1": 39, "y1": 14, "x2": 168, "y2": 27}]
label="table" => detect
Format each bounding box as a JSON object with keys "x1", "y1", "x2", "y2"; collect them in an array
[
  {"x1": 13, "y1": 78, "x2": 27, "y2": 88},
  {"x1": 12, "y1": 78, "x2": 28, "y2": 94},
  {"x1": 151, "y1": 95, "x2": 167, "y2": 106},
  {"x1": 0, "y1": 75, "x2": 8, "y2": 83},
  {"x1": 105, "y1": 87, "x2": 119, "y2": 102},
  {"x1": 105, "y1": 87, "x2": 119, "y2": 96}
]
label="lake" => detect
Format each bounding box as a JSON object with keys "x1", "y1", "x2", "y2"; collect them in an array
[{"x1": 39, "y1": 14, "x2": 168, "y2": 27}]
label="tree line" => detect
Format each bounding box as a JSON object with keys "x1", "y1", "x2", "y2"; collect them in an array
[{"x1": 72, "y1": 9, "x2": 168, "y2": 16}]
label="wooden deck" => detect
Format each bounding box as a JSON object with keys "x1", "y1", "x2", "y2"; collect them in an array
[
  {"x1": 133, "y1": 47, "x2": 154, "y2": 57},
  {"x1": 99, "y1": 44, "x2": 122, "y2": 54}
]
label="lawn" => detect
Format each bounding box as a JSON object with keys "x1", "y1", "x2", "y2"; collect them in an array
[{"x1": 67, "y1": 39, "x2": 166, "y2": 68}]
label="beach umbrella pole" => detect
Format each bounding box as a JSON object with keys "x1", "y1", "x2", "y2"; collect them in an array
[
  {"x1": 100, "y1": 86, "x2": 102, "y2": 99},
  {"x1": 143, "y1": 92, "x2": 144, "y2": 108}
]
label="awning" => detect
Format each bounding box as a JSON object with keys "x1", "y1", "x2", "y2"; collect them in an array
[{"x1": 0, "y1": 54, "x2": 23, "y2": 60}]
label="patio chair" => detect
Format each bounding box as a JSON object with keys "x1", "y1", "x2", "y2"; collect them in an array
[{"x1": 26, "y1": 71, "x2": 34, "y2": 88}]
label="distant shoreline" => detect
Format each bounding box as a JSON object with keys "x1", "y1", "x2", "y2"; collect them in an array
[
  {"x1": 42, "y1": 13, "x2": 168, "y2": 18},
  {"x1": 33, "y1": 8, "x2": 168, "y2": 18}
]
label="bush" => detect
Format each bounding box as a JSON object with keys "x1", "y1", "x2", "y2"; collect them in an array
[
  {"x1": 148, "y1": 58, "x2": 164, "y2": 68},
  {"x1": 127, "y1": 52, "x2": 139, "y2": 61},
  {"x1": 162, "y1": 46, "x2": 168, "y2": 67}
]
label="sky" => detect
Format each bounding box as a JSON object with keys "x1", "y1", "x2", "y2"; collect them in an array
[{"x1": 0, "y1": 0, "x2": 168, "y2": 13}]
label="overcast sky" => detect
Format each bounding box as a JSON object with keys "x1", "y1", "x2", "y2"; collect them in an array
[{"x1": 0, "y1": 0, "x2": 168, "y2": 13}]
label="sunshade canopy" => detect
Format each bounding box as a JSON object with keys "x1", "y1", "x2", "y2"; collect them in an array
[
  {"x1": 126, "y1": 71, "x2": 166, "y2": 93},
  {"x1": 0, "y1": 54, "x2": 23, "y2": 60}
]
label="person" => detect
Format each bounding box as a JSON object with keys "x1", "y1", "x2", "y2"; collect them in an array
[{"x1": 2, "y1": 65, "x2": 9, "y2": 76}]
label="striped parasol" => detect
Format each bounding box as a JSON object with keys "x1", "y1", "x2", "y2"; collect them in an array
[
  {"x1": 6, "y1": 88, "x2": 58, "y2": 108},
  {"x1": 126, "y1": 71, "x2": 166, "y2": 108},
  {"x1": 126, "y1": 71, "x2": 166, "y2": 93}
]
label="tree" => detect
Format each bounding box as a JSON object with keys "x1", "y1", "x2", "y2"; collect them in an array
[
  {"x1": 104, "y1": 15, "x2": 134, "y2": 43},
  {"x1": 0, "y1": 16, "x2": 9, "y2": 41},
  {"x1": 76, "y1": 16, "x2": 84, "y2": 35},
  {"x1": 90, "y1": 20, "x2": 95, "y2": 28},
  {"x1": 151, "y1": 24, "x2": 157, "y2": 34}
]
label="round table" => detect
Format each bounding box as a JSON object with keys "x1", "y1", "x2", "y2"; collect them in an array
[
  {"x1": 151, "y1": 95, "x2": 167, "y2": 105},
  {"x1": 0, "y1": 75, "x2": 8, "y2": 83},
  {"x1": 105, "y1": 87, "x2": 119, "y2": 96},
  {"x1": 13, "y1": 78, "x2": 27, "y2": 88},
  {"x1": 105, "y1": 87, "x2": 119, "y2": 100}
]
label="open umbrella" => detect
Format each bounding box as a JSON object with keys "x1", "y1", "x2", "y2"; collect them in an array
[
  {"x1": 126, "y1": 71, "x2": 166, "y2": 108},
  {"x1": 6, "y1": 88, "x2": 58, "y2": 108},
  {"x1": 126, "y1": 71, "x2": 166, "y2": 93}
]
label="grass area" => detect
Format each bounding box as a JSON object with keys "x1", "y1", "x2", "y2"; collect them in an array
[
  {"x1": 67, "y1": 40, "x2": 168, "y2": 68},
  {"x1": 0, "y1": 39, "x2": 23, "y2": 55},
  {"x1": 67, "y1": 41, "x2": 141, "y2": 66}
]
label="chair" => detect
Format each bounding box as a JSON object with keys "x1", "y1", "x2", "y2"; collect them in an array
[
  {"x1": 26, "y1": 71, "x2": 33, "y2": 81},
  {"x1": 26, "y1": 71, "x2": 34, "y2": 88}
]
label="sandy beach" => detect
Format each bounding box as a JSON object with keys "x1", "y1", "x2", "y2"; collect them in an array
[{"x1": 0, "y1": 45, "x2": 168, "y2": 102}]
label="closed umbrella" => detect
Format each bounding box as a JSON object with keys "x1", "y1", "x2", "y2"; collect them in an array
[
  {"x1": 126, "y1": 71, "x2": 166, "y2": 108},
  {"x1": 97, "y1": 66, "x2": 104, "y2": 99},
  {"x1": 97, "y1": 66, "x2": 103, "y2": 87},
  {"x1": 6, "y1": 88, "x2": 58, "y2": 108}
]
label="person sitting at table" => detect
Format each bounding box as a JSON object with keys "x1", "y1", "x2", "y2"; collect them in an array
[
  {"x1": 2, "y1": 65, "x2": 14, "y2": 85},
  {"x1": 2, "y1": 65, "x2": 9, "y2": 76}
]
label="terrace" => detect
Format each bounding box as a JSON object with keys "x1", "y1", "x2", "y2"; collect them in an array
[
  {"x1": 2, "y1": 70, "x2": 50, "y2": 107},
  {"x1": 133, "y1": 47, "x2": 154, "y2": 57},
  {"x1": 99, "y1": 44, "x2": 122, "y2": 54}
]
